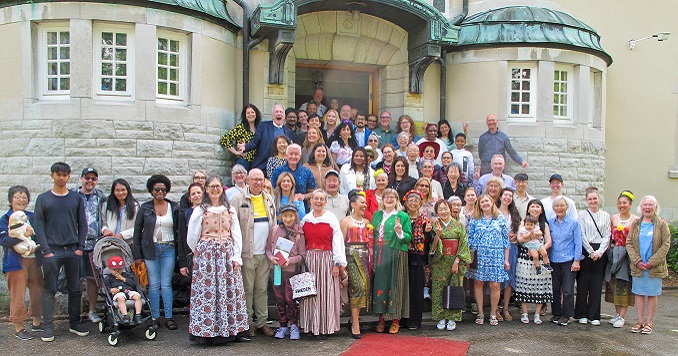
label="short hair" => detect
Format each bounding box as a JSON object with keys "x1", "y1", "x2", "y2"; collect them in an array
[
  {"x1": 193, "y1": 170, "x2": 207, "y2": 179},
  {"x1": 188, "y1": 182, "x2": 204, "y2": 193},
  {"x1": 310, "y1": 189, "x2": 327, "y2": 201},
  {"x1": 486, "y1": 176, "x2": 505, "y2": 190},
  {"x1": 8, "y1": 185, "x2": 30, "y2": 204},
  {"x1": 585, "y1": 186, "x2": 600, "y2": 197},
  {"x1": 286, "y1": 143, "x2": 302, "y2": 155},
  {"x1": 637, "y1": 195, "x2": 661, "y2": 216},
  {"x1": 455, "y1": 133, "x2": 466, "y2": 140},
  {"x1": 524, "y1": 215, "x2": 538, "y2": 225},
  {"x1": 514, "y1": 173, "x2": 529, "y2": 182},
  {"x1": 397, "y1": 131, "x2": 410, "y2": 141},
  {"x1": 285, "y1": 108, "x2": 298, "y2": 117},
  {"x1": 435, "y1": 199, "x2": 454, "y2": 213},
  {"x1": 50, "y1": 161, "x2": 71, "y2": 174},
  {"x1": 380, "y1": 188, "x2": 402, "y2": 210},
  {"x1": 448, "y1": 196, "x2": 462, "y2": 204},
  {"x1": 274, "y1": 135, "x2": 293, "y2": 154},
  {"x1": 146, "y1": 174, "x2": 172, "y2": 193},
  {"x1": 231, "y1": 164, "x2": 247, "y2": 176},
  {"x1": 448, "y1": 162, "x2": 462, "y2": 175},
  {"x1": 491, "y1": 154, "x2": 505, "y2": 163},
  {"x1": 552, "y1": 195, "x2": 569, "y2": 209}
]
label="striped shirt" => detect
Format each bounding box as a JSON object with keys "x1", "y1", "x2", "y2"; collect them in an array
[{"x1": 577, "y1": 209, "x2": 611, "y2": 256}]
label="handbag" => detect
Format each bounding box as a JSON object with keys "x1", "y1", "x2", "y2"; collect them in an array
[
  {"x1": 442, "y1": 274, "x2": 465, "y2": 310},
  {"x1": 442, "y1": 239, "x2": 459, "y2": 257},
  {"x1": 131, "y1": 260, "x2": 149, "y2": 287},
  {"x1": 290, "y1": 271, "x2": 317, "y2": 299}
]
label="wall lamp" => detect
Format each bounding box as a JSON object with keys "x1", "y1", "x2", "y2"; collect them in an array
[{"x1": 628, "y1": 32, "x2": 671, "y2": 50}]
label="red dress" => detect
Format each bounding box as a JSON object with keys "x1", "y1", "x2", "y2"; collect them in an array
[{"x1": 364, "y1": 190, "x2": 379, "y2": 221}]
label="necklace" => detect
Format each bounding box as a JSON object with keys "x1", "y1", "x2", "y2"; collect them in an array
[
  {"x1": 351, "y1": 216, "x2": 366, "y2": 228},
  {"x1": 617, "y1": 215, "x2": 632, "y2": 225}
]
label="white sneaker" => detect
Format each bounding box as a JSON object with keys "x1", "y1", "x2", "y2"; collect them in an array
[
  {"x1": 424, "y1": 287, "x2": 431, "y2": 300},
  {"x1": 88, "y1": 310, "x2": 102, "y2": 323},
  {"x1": 613, "y1": 317, "x2": 625, "y2": 328},
  {"x1": 578, "y1": 318, "x2": 588, "y2": 324},
  {"x1": 437, "y1": 319, "x2": 446, "y2": 330},
  {"x1": 590, "y1": 320, "x2": 601, "y2": 326},
  {"x1": 608, "y1": 314, "x2": 620, "y2": 324},
  {"x1": 446, "y1": 320, "x2": 457, "y2": 331}
]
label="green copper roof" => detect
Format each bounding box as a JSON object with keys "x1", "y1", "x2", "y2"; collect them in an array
[
  {"x1": 457, "y1": 6, "x2": 612, "y2": 65},
  {"x1": 149, "y1": 0, "x2": 236, "y2": 25}
]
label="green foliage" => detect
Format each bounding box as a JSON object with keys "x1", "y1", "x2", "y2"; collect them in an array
[{"x1": 668, "y1": 223, "x2": 678, "y2": 273}]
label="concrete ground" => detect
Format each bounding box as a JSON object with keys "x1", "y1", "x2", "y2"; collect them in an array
[{"x1": 2, "y1": 290, "x2": 678, "y2": 355}]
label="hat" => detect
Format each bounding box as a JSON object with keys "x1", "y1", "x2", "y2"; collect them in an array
[
  {"x1": 279, "y1": 203, "x2": 298, "y2": 214},
  {"x1": 324, "y1": 169, "x2": 340, "y2": 179},
  {"x1": 549, "y1": 174, "x2": 563, "y2": 183},
  {"x1": 418, "y1": 141, "x2": 440, "y2": 159},
  {"x1": 81, "y1": 167, "x2": 98, "y2": 177},
  {"x1": 108, "y1": 256, "x2": 125, "y2": 269},
  {"x1": 424, "y1": 122, "x2": 438, "y2": 131},
  {"x1": 364, "y1": 147, "x2": 376, "y2": 159}
]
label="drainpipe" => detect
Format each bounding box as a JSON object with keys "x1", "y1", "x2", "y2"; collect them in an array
[
  {"x1": 437, "y1": 57, "x2": 446, "y2": 121},
  {"x1": 450, "y1": 0, "x2": 469, "y2": 26},
  {"x1": 231, "y1": 0, "x2": 250, "y2": 107}
]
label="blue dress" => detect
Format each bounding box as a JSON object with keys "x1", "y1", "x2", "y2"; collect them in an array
[
  {"x1": 468, "y1": 216, "x2": 510, "y2": 282},
  {"x1": 631, "y1": 222, "x2": 663, "y2": 296}
]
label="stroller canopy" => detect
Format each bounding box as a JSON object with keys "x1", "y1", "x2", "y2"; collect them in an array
[{"x1": 93, "y1": 237, "x2": 134, "y2": 270}]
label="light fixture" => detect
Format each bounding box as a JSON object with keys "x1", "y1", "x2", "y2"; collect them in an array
[
  {"x1": 311, "y1": 71, "x2": 323, "y2": 88},
  {"x1": 628, "y1": 32, "x2": 671, "y2": 50}
]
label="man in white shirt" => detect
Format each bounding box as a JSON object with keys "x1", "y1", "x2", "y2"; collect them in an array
[
  {"x1": 299, "y1": 88, "x2": 327, "y2": 117},
  {"x1": 541, "y1": 174, "x2": 577, "y2": 221},
  {"x1": 513, "y1": 173, "x2": 534, "y2": 219},
  {"x1": 324, "y1": 170, "x2": 349, "y2": 219}
]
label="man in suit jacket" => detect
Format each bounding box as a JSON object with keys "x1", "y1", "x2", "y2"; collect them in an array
[
  {"x1": 353, "y1": 112, "x2": 372, "y2": 147},
  {"x1": 239, "y1": 104, "x2": 296, "y2": 175}
]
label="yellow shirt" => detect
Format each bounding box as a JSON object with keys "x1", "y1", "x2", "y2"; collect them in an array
[{"x1": 251, "y1": 194, "x2": 267, "y2": 219}]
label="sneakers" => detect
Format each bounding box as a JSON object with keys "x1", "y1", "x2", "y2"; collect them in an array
[
  {"x1": 274, "y1": 326, "x2": 289, "y2": 339},
  {"x1": 558, "y1": 317, "x2": 571, "y2": 326},
  {"x1": 69, "y1": 323, "x2": 90, "y2": 336},
  {"x1": 534, "y1": 313, "x2": 542, "y2": 325},
  {"x1": 88, "y1": 310, "x2": 102, "y2": 323},
  {"x1": 578, "y1": 318, "x2": 588, "y2": 324},
  {"x1": 542, "y1": 263, "x2": 554, "y2": 272},
  {"x1": 613, "y1": 317, "x2": 625, "y2": 328},
  {"x1": 550, "y1": 315, "x2": 560, "y2": 324},
  {"x1": 423, "y1": 287, "x2": 431, "y2": 300},
  {"x1": 536, "y1": 266, "x2": 542, "y2": 275},
  {"x1": 289, "y1": 324, "x2": 300, "y2": 340},
  {"x1": 41, "y1": 328, "x2": 54, "y2": 342},
  {"x1": 15, "y1": 329, "x2": 33, "y2": 341},
  {"x1": 121, "y1": 315, "x2": 132, "y2": 324},
  {"x1": 609, "y1": 314, "x2": 621, "y2": 324},
  {"x1": 590, "y1": 319, "x2": 601, "y2": 326},
  {"x1": 437, "y1": 319, "x2": 446, "y2": 330},
  {"x1": 446, "y1": 321, "x2": 457, "y2": 331},
  {"x1": 133, "y1": 314, "x2": 142, "y2": 324},
  {"x1": 31, "y1": 323, "x2": 45, "y2": 332}
]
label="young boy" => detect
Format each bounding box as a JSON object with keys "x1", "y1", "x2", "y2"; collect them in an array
[
  {"x1": 450, "y1": 133, "x2": 475, "y2": 186},
  {"x1": 33, "y1": 162, "x2": 88, "y2": 341},
  {"x1": 265, "y1": 203, "x2": 307, "y2": 340},
  {"x1": 519, "y1": 216, "x2": 553, "y2": 274},
  {"x1": 105, "y1": 256, "x2": 142, "y2": 324}
]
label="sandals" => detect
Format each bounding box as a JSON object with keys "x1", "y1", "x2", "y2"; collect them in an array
[
  {"x1": 489, "y1": 315, "x2": 499, "y2": 326},
  {"x1": 534, "y1": 314, "x2": 542, "y2": 325},
  {"x1": 503, "y1": 311, "x2": 513, "y2": 322},
  {"x1": 641, "y1": 324, "x2": 652, "y2": 335},
  {"x1": 475, "y1": 314, "x2": 484, "y2": 325},
  {"x1": 631, "y1": 323, "x2": 643, "y2": 333},
  {"x1": 376, "y1": 321, "x2": 385, "y2": 333},
  {"x1": 520, "y1": 313, "x2": 529, "y2": 324},
  {"x1": 166, "y1": 318, "x2": 178, "y2": 330},
  {"x1": 495, "y1": 313, "x2": 504, "y2": 322}
]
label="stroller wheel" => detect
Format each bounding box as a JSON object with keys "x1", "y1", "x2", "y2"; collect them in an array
[
  {"x1": 108, "y1": 333, "x2": 119, "y2": 346},
  {"x1": 98, "y1": 321, "x2": 106, "y2": 333},
  {"x1": 145, "y1": 328, "x2": 157, "y2": 340}
]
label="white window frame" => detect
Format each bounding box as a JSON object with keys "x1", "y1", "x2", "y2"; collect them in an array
[
  {"x1": 93, "y1": 24, "x2": 135, "y2": 100},
  {"x1": 39, "y1": 25, "x2": 71, "y2": 99},
  {"x1": 507, "y1": 63, "x2": 537, "y2": 123},
  {"x1": 553, "y1": 66, "x2": 573, "y2": 124},
  {"x1": 156, "y1": 30, "x2": 188, "y2": 103}
]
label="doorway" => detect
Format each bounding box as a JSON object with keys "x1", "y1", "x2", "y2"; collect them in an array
[{"x1": 295, "y1": 64, "x2": 379, "y2": 115}]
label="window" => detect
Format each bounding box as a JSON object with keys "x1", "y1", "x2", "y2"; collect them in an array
[
  {"x1": 508, "y1": 64, "x2": 536, "y2": 122},
  {"x1": 553, "y1": 68, "x2": 572, "y2": 123},
  {"x1": 94, "y1": 25, "x2": 134, "y2": 99},
  {"x1": 156, "y1": 31, "x2": 188, "y2": 102},
  {"x1": 41, "y1": 26, "x2": 71, "y2": 97}
]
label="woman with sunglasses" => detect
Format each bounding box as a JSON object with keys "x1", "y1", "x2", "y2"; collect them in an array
[{"x1": 133, "y1": 175, "x2": 181, "y2": 330}]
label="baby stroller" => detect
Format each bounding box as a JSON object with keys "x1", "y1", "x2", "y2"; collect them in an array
[{"x1": 92, "y1": 237, "x2": 158, "y2": 346}]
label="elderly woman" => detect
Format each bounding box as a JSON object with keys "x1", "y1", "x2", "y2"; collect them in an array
[
  {"x1": 400, "y1": 190, "x2": 433, "y2": 330},
  {"x1": 133, "y1": 175, "x2": 181, "y2": 330},
  {"x1": 102, "y1": 179, "x2": 139, "y2": 245},
  {"x1": 372, "y1": 188, "x2": 412, "y2": 334},
  {"x1": 626, "y1": 196, "x2": 671, "y2": 335},
  {"x1": 367, "y1": 133, "x2": 383, "y2": 167},
  {"x1": 0, "y1": 186, "x2": 43, "y2": 340},
  {"x1": 468, "y1": 194, "x2": 509, "y2": 326},
  {"x1": 220, "y1": 104, "x2": 262, "y2": 170},
  {"x1": 186, "y1": 177, "x2": 249, "y2": 344},
  {"x1": 443, "y1": 162, "x2": 466, "y2": 204},
  {"x1": 395, "y1": 132, "x2": 410, "y2": 157},
  {"x1": 300, "y1": 189, "x2": 347, "y2": 336},
  {"x1": 496, "y1": 188, "x2": 521, "y2": 322},
  {"x1": 340, "y1": 190, "x2": 373, "y2": 339},
  {"x1": 548, "y1": 196, "x2": 583, "y2": 326},
  {"x1": 605, "y1": 190, "x2": 638, "y2": 328},
  {"x1": 575, "y1": 187, "x2": 610, "y2": 326},
  {"x1": 340, "y1": 147, "x2": 375, "y2": 194},
  {"x1": 449, "y1": 196, "x2": 467, "y2": 226},
  {"x1": 514, "y1": 199, "x2": 553, "y2": 324},
  {"x1": 225, "y1": 164, "x2": 248, "y2": 204},
  {"x1": 485, "y1": 177, "x2": 504, "y2": 203},
  {"x1": 387, "y1": 156, "x2": 417, "y2": 201},
  {"x1": 431, "y1": 200, "x2": 471, "y2": 331},
  {"x1": 415, "y1": 177, "x2": 435, "y2": 218},
  {"x1": 303, "y1": 143, "x2": 336, "y2": 190}
]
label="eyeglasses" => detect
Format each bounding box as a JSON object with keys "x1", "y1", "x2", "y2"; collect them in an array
[
  {"x1": 12, "y1": 195, "x2": 28, "y2": 201},
  {"x1": 233, "y1": 171, "x2": 246, "y2": 175},
  {"x1": 379, "y1": 116, "x2": 390, "y2": 119},
  {"x1": 207, "y1": 185, "x2": 222, "y2": 190},
  {"x1": 417, "y1": 184, "x2": 430, "y2": 188},
  {"x1": 194, "y1": 176, "x2": 206, "y2": 181},
  {"x1": 383, "y1": 196, "x2": 397, "y2": 200},
  {"x1": 249, "y1": 178, "x2": 265, "y2": 182},
  {"x1": 368, "y1": 139, "x2": 378, "y2": 142},
  {"x1": 83, "y1": 176, "x2": 98, "y2": 182},
  {"x1": 153, "y1": 187, "x2": 167, "y2": 193}
]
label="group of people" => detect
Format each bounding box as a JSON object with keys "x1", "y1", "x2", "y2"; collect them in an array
[{"x1": 0, "y1": 99, "x2": 672, "y2": 345}]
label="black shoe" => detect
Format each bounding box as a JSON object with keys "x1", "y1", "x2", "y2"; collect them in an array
[
  {"x1": 166, "y1": 318, "x2": 178, "y2": 330},
  {"x1": 15, "y1": 329, "x2": 33, "y2": 341},
  {"x1": 550, "y1": 315, "x2": 561, "y2": 324},
  {"x1": 536, "y1": 266, "x2": 542, "y2": 275},
  {"x1": 31, "y1": 323, "x2": 45, "y2": 332},
  {"x1": 351, "y1": 333, "x2": 362, "y2": 339},
  {"x1": 542, "y1": 263, "x2": 554, "y2": 272},
  {"x1": 133, "y1": 314, "x2": 142, "y2": 324},
  {"x1": 69, "y1": 323, "x2": 90, "y2": 336},
  {"x1": 407, "y1": 325, "x2": 420, "y2": 330},
  {"x1": 235, "y1": 335, "x2": 251, "y2": 342},
  {"x1": 558, "y1": 317, "x2": 571, "y2": 326},
  {"x1": 41, "y1": 328, "x2": 54, "y2": 342}
]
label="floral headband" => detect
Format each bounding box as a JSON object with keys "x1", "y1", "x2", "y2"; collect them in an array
[{"x1": 403, "y1": 189, "x2": 423, "y2": 202}]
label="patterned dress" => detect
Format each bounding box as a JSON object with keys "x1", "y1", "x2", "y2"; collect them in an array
[
  {"x1": 431, "y1": 218, "x2": 471, "y2": 322},
  {"x1": 605, "y1": 222, "x2": 635, "y2": 306},
  {"x1": 467, "y1": 215, "x2": 509, "y2": 282},
  {"x1": 371, "y1": 210, "x2": 412, "y2": 320},
  {"x1": 345, "y1": 219, "x2": 373, "y2": 310},
  {"x1": 221, "y1": 124, "x2": 256, "y2": 162},
  {"x1": 188, "y1": 206, "x2": 249, "y2": 339},
  {"x1": 514, "y1": 222, "x2": 553, "y2": 304}
]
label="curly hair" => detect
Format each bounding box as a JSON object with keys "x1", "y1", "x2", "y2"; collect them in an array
[{"x1": 146, "y1": 174, "x2": 172, "y2": 193}]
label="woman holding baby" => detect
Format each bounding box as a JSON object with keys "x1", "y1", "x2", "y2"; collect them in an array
[{"x1": 0, "y1": 185, "x2": 43, "y2": 340}]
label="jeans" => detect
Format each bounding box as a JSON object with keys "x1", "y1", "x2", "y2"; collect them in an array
[
  {"x1": 145, "y1": 243, "x2": 175, "y2": 319},
  {"x1": 42, "y1": 246, "x2": 82, "y2": 329},
  {"x1": 235, "y1": 158, "x2": 252, "y2": 171},
  {"x1": 551, "y1": 260, "x2": 576, "y2": 318}
]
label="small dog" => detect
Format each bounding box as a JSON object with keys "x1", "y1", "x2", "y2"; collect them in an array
[{"x1": 8, "y1": 211, "x2": 38, "y2": 256}]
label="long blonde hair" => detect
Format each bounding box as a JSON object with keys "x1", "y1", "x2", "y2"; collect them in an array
[
  {"x1": 273, "y1": 172, "x2": 297, "y2": 207},
  {"x1": 473, "y1": 193, "x2": 499, "y2": 220},
  {"x1": 304, "y1": 127, "x2": 326, "y2": 149}
]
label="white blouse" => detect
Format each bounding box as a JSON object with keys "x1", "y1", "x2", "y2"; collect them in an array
[{"x1": 301, "y1": 210, "x2": 347, "y2": 267}]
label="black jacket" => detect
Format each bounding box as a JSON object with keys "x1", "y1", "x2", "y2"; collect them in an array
[{"x1": 132, "y1": 199, "x2": 180, "y2": 261}]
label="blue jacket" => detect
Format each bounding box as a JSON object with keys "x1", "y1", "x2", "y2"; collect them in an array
[
  {"x1": 353, "y1": 127, "x2": 372, "y2": 147},
  {"x1": 0, "y1": 209, "x2": 36, "y2": 273},
  {"x1": 244, "y1": 121, "x2": 296, "y2": 173}
]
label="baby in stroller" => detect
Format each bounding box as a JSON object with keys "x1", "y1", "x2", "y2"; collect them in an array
[{"x1": 105, "y1": 256, "x2": 142, "y2": 325}]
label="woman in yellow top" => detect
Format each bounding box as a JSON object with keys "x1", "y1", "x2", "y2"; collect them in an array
[{"x1": 220, "y1": 104, "x2": 262, "y2": 170}]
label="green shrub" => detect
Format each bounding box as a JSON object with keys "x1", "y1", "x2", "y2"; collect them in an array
[{"x1": 668, "y1": 222, "x2": 678, "y2": 273}]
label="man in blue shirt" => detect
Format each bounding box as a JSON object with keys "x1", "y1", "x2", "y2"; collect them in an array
[
  {"x1": 548, "y1": 196, "x2": 583, "y2": 326},
  {"x1": 270, "y1": 144, "x2": 317, "y2": 199},
  {"x1": 353, "y1": 112, "x2": 372, "y2": 147},
  {"x1": 475, "y1": 155, "x2": 516, "y2": 194},
  {"x1": 477, "y1": 114, "x2": 528, "y2": 175}
]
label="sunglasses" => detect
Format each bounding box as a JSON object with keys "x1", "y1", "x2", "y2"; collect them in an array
[
  {"x1": 153, "y1": 187, "x2": 167, "y2": 193},
  {"x1": 83, "y1": 176, "x2": 98, "y2": 182}
]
